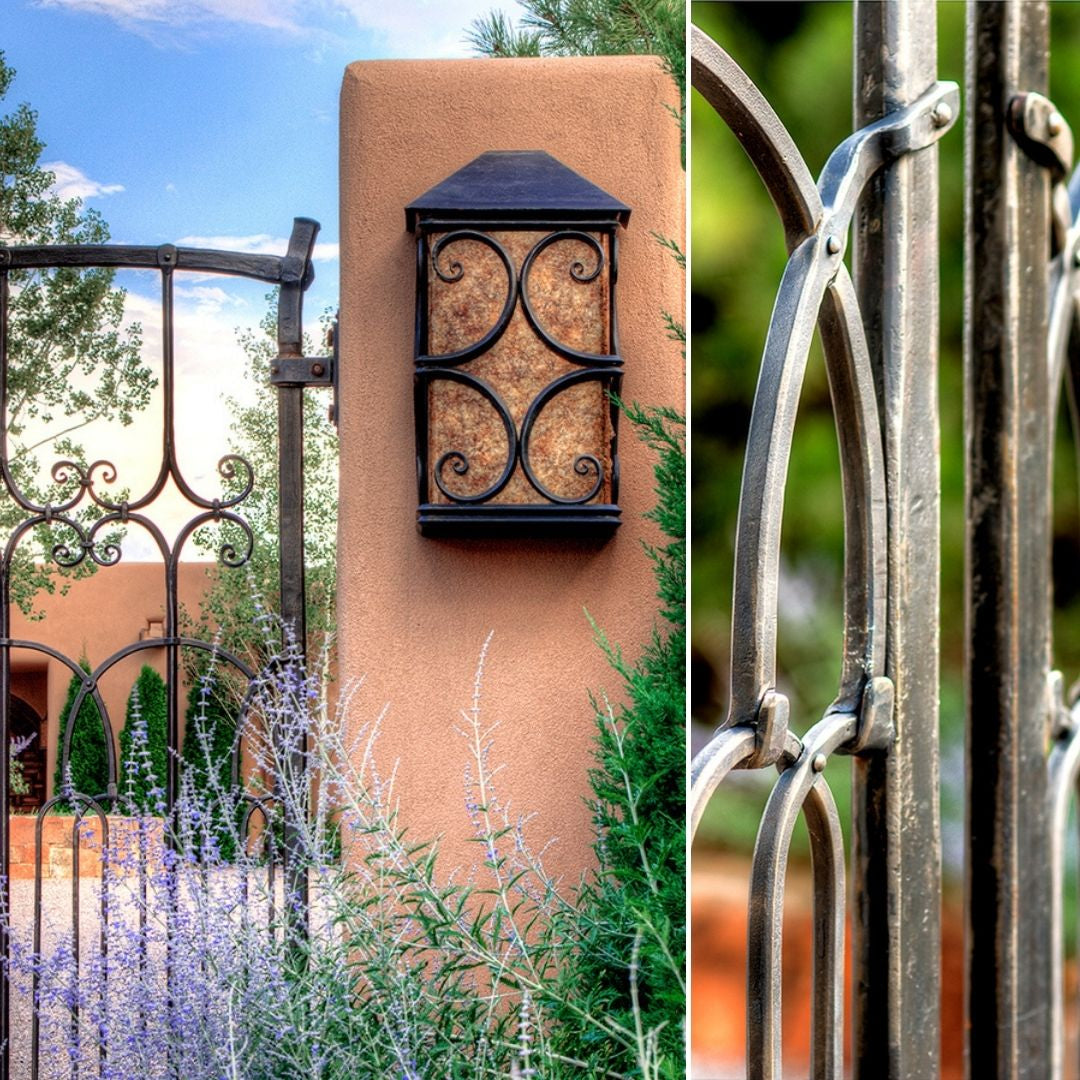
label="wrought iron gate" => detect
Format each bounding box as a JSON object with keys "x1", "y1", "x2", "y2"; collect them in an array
[
  {"x1": 692, "y1": 1, "x2": 1080, "y2": 1077},
  {"x1": 0, "y1": 217, "x2": 331, "y2": 1077}
]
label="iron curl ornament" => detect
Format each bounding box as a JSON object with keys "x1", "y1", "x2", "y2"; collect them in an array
[{"x1": 407, "y1": 150, "x2": 629, "y2": 537}]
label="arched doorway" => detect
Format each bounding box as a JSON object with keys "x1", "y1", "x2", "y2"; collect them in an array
[{"x1": 9, "y1": 695, "x2": 46, "y2": 812}]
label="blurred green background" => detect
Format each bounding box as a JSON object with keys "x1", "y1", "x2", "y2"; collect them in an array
[{"x1": 690, "y1": 1, "x2": 1080, "y2": 881}]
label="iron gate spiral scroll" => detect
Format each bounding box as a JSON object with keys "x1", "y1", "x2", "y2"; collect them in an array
[
  {"x1": 694, "y1": 3, "x2": 1080, "y2": 1078},
  {"x1": 0, "y1": 217, "x2": 331, "y2": 1078}
]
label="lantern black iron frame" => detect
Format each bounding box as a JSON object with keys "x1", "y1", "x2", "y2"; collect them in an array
[{"x1": 411, "y1": 211, "x2": 625, "y2": 538}]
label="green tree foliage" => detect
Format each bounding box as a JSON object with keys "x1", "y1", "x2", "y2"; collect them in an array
[
  {"x1": 549, "y1": 404, "x2": 685, "y2": 1078},
  {"x1": 118, "y1": 665, "x2": 168, "y2": 813},
  {"x1": 468, "y1": 0, "x2": 684, "y2": 151},
  {"x1": 53, "y1": 658, "x2": 109, "y2": 806},
  {"x1": 0, "y1": 52, "x2": 154, "y2": 614}
]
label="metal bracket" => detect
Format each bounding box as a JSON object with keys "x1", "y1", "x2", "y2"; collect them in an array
[
  {"x1": 844, "y1": 674, "x2": 896, "y2": 755},
  {"x1": 747, "y1": 687, "x2": 790, "y2": 769},
  {"x1": 815, "y1": 79, "x2": 959, "y2": 263},
  {"x1": 269, "y1": 316, "x2": 339, "y2": 426},
  {"x1": 1008, "y1": 92, "x2": 1074, "y2": 253},
  {"x1": 269, "y1": 356, "x2": 333, "y2": 388},
  {"x1": 1008, "y1": 92, "x2": 1073, "y2": 183}
]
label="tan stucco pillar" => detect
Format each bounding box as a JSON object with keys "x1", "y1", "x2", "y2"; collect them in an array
[{"x1": 338, "y1": 55, "x2": 683, "y2": 880}]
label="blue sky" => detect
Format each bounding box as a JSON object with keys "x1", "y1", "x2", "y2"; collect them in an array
[
  {"x1": 3, "y1": 0, "x2": 517, "y2": 555},
  {"x1": 4, "y1": 0, "x2": 516, "y2": 314}
]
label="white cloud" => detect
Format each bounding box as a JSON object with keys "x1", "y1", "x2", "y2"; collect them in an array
[
  {"x1": 43, "y1": 161, "x2": 125, "y2": 201},
  {"x1": 175, "y1": 234, "x2": 339, "y2": 262},
  {"x1": 329, "y1": 0, "x2": 507, "y2": 58},
  {"x1": 38, "y1": 0, "x2": 303, "y2": 34},
  {"x1": 40, "y1": 0, "x2": 508, "y2": 56},
  {"x1": 174, "y1": 283, "x2": 247, "y2": 315}
]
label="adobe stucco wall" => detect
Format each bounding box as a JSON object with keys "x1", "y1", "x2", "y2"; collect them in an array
[
  {"x1": 338, "y1": 56, "x2": 683, "y2": 879},
  {"x1": 9, "y1": 562, "x2": 210, "y2": 798}
]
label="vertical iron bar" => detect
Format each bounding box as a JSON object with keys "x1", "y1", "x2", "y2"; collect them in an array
[
  {"x1": 159, "y1": 263, "x2": 181, "y2": 1080},
  {"x1": 964, "y1": 3, "x2": 1052, "y2": 1077},
  {"x1": 851, "y1": 3, "x2": 943, "y2": 1076},
  {"x1": 30, "y1": 813, "x2": 43, "y2": 1080},
  {"x1": 70, "y1": 813, "x2": 80, "y2": 1080},
  {"x1": 0, "y1": 268, "x2": 10, "y2": 1080},
  {"x1": 276, "y1": 219, "x2": 318, "y2": 949}
]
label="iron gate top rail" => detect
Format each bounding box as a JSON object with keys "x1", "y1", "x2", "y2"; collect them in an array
[{"x1": 0, "y1": 234, "x2": 316, "y2": 287}]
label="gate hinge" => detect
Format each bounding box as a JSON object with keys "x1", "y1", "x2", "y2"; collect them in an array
[{"x1": 269, "y1": 316, "x2": 340, "y2": 426}]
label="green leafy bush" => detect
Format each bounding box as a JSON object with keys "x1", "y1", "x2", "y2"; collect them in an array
[
  {"x1": 119, "y1": 665, "x2": 168, "y2": 813},
  {"x1": 53, "y1": 658, "x2": 109, "y2": 807}
]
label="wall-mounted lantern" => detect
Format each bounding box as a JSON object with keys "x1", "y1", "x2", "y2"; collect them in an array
[{"x1": 407, "y1": 151, "x2": 629, "y2": 537}]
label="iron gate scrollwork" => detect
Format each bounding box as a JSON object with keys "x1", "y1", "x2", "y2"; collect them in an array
[{"x1": 0, "y1": 216, "x2": 331, "y2": 1077}]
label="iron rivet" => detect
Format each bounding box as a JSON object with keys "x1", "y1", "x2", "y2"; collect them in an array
[
  {"x1": 931, "y1": 101, "x2": 953, "y2": 128},
  {"x1": 1049, "y1": 111, "x2": 1065, "y2": 137},
  {"x1": 311, "y1": 363, "x2": 325, "y2": 377},
  {"x1": 825, "y1": 235, "x2": 842, "y2": 256},
  {"x1": 271, "y1": 364, "x2": 280, "y2": 375},
  {"x1": 812, "y1": 753, "x2": 827, "y2": 773}
]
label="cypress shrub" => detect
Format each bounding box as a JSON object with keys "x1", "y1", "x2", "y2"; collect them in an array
[
  {"x1": 118, "y1": 665, "x2": 168, "y2": 813},
  {"x1": 181, "y1": 669, "x2": 239, "y2": 860},
  {"x1": 53, "y1": 658, "x2": 109, "y2": 809}
]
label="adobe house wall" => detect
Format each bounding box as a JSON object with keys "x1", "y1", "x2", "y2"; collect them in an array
[
  {"x1": 9, "y1": 562, "x2": 211, "y2": 800},
  {"x1": 337, "y1": 56, "x2": 684, "y2": 880}
]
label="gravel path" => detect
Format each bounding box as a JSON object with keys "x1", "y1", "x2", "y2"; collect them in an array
[{"x1": 4, "y1": 869, "x2": 292, "y2": 1080}]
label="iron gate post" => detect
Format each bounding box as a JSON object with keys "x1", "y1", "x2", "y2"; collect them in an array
[
  {"x1": 851, "y1": 3, "x2": 944, "y2": 1075},
  {"x1": 275, "y1": 218, "x2": 319, "y2": 948},
  {"x1": 964, "y1": 2, "x2": 1053, "y2": 1076}
]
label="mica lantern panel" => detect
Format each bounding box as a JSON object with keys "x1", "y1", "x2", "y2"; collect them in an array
[{"x1": 425, "y1": 229, "x2": 614, "y2": 509}]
